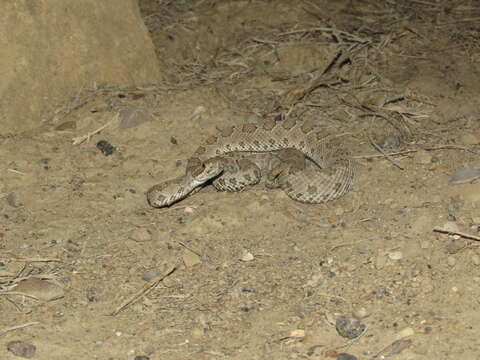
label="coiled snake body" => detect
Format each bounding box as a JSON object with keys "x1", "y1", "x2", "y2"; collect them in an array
[{"x1": 147, "y1": 118, "x2": 355, "y2": 207}]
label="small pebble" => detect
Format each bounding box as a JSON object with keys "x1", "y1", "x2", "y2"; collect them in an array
[
  {"x1": 54, "y1": 120, "x2": 77, "y2": 131},
  {"x1": 12, "y1": 278, "x2": 64, "y2": 301},
  {"x1": 414, "y1": 150, "x2": 432, "y2": 164},
  {"x1": 134, "y1": 356, "x2": 150, "y2": 360},
  {"x1": 42, "y1": 159, "x2": 50, "y2": 170},
  {"x1": 449, "y1": 168, "x2": 480, "y2": 184},
  {"x1": 6, "y1": 192, "x2": 22, "y2": 207},
  {"x1": 447, "y1": 201, "x2": 461, "y2": 213},
  {"x1": 447, "y1": 256, "x2": 456, "y2": 267},
  {"x1": 53, "y1": 311, "x2": 64, "y2": 318},
  {"x1": 337, "y1": 353, "x2": 358, "y2": 360},
  {"x1": 422, "y1": 280, "x2": 435, "y2": 293},
  {"x1": 375, "y1": 254, "x2": 387, "y2": 269},
  {"x1": 190, "y1": 106, "x2": 206, "y2": 121},
  {"x1": 388, "y1": 251, "x2": 403, "y2": 261},
  {"x1": 142, "y1": 344, "x2": 155, "y2": 356},
  {"x1": 239, "y1": 250, "x2": 254, "y2": 262},
  {"x1": 191, "y1": 327, "x2": 205, "y2": 339},
  {"x1": 379, "y1": 135, "x2": 402, "y2": 150},
  {"x1": 96, "y1": 140, "x2": 115, "y2": 156},
  {"x1": 446, "y1": 240, "x2": 466, "y2": 254},
  {"x1": 441, "y1": 221, "x2": 460, "y2": 233},
  {"x1": 305, "y1": 272, "x2": 323, "y2": 288},
  {"x1": 130, "y1": 228, "x2": 152, "y2": 242},
  {"x1": 411, "y1": 265, "x2": 421, "y2": 277},
  {"x1": 183, "y1": 250, "x2": 202, "y2": 267},
  {"x1": 376, "y1": 338, "x2": 413, "y2": 358},
  {"x1": 472, "y1": 254, "x2": 480, "y2": 266},
  {"x1": 423, "y1": 326, "x2": 433, "y2": 334},
  {"x1": 394, "y1": 209, "x2": 405, "y2": 216},
  {"x1": 460, "y1": 132, "x2": 479, "y2": 145},
  {"x1": 7, "y1": 340, "x2": 36, "y2": 359},
  {"x1": 420, "y1": 240, "x2": 432, "y2": 249},
  {"x1": 118, "y1": 107, "x2": 152, "y2": 129},
  {"x1": 289, "y1": 329, "x2": 305, "y2": 339},
  {"x1": 142, "y1": 269, "x2": 161, "y2": 281},
  {"x1": 307, "y1": 345, "x2": 323, "y2": 356},
  {"x1": 335, "y1": 316, "x2": 366, "y2": 339},
  {"x1": 247, "y1": 114, "x2": 262, "y2": 125},
  {"x1": 86, "y1": 287, "x2": 98, "y2": 302},
  {"x1": 396, "y1": 327, "x2": 415, "y2": 339},
  {"x1": 353, "y1": 307, "x2": 369, "y2": 319},
  {"x1": 240, "y1": 287, "x2": 255, "y2": 293}
]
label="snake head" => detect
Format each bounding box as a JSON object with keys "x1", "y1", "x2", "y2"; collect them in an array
[
  {"x1": 192, "y1": 158, "x2": 224, "y2": 185},
  {"x1": 147, "y1": 158, "x2": 225, "y2": 208}
]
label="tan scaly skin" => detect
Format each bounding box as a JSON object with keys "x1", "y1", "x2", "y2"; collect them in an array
[{"x1": 147, "y1": 118, "x2": 355, "y2": 208}]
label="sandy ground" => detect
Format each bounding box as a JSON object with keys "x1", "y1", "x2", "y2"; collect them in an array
[{"x1": 1, "y1": 1, "x2": 480, "y2": 359}]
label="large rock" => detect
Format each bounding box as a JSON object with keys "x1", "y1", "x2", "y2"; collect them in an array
[{"x1": 0, "y1": 0, "x2": 160, "y2": 133}]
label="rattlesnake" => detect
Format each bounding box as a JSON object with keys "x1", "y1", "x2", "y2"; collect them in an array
[{"x1": 147, "y1": 117, "x2": 355, "y2": 207}]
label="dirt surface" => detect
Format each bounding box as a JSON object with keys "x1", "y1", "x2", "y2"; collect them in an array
[{"x1": 1, "y1": 1, "x2": 480, "y2": 359}]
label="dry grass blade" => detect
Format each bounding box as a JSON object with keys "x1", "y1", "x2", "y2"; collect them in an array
[
  {"x1": 0, "y1": 291, "x2": 40, "y2": 300},
  {"x1": 111, "y1": 265, "x2": 176, "y2": 316},
  {"x1": 367, "y1": 131, "x2": 404, "y2": 170},
  {"x1": 437, "y1": 17, "x2": 480, "y2": 26},
  {"x1": 0, "y1": 322, "x2": 40, "y2": 337},
  {"x1": 53, "y1": 83, "x2": 162, "y2": 123},
  {"x1": 353, "y1": 144, "x2": 475, "y2": 159},
  {"x1": 72, "y1": 117, "x2": 115, "y2": 145},
  {"x1": 7, "y1": 257, "x2": 62, "y2": 263},
  {"x1": 278, "y1": 27, "x2": 371, "y2": 44},
  {"x1": 278, "y1": 74, "x2": 347, "y2": 110},
  {"x1": 433, "y1": 227, "x2": 480, "y2": 241},
  {"x1": 371, "y1": 339, "x2": 413, "y2": 359}
]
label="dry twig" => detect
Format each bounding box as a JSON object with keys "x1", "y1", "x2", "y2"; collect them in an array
[
  {"x1": 433, "y1": 227, "x2": 480, "y2": 242},
  {"x1": 0, "y1": 322, "x2": 40, "y2": 336},
  {"x1": 354, "y1": 144, "x2": 475, "y2": 160},
  {"x1": 367, "y1": 132, "x2": 404, "y2": 170},
  {"x1": 72, "y1": 117, "x2": 115, "y2": 145},
  {"x1": 279, "y1": 27, "x2": 371, "y2": 44},
  {"x1": 111, "y1": 265, "x2": 176, "y2": 316}
]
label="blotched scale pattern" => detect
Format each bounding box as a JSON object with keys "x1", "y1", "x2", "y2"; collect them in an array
[{"x1": 147, "y1": 118, "x2": 355, "y2": 207}]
